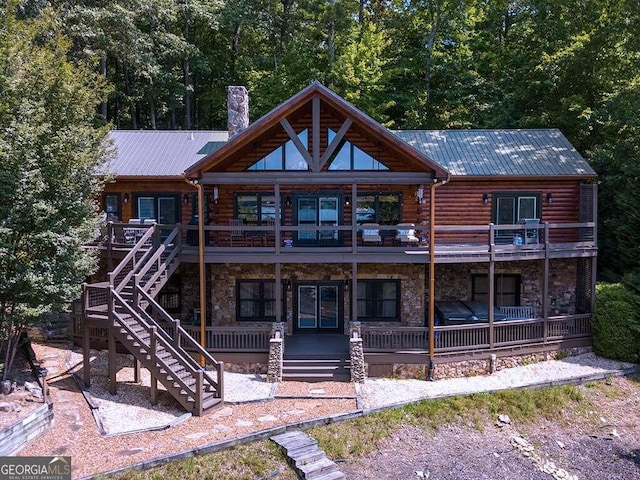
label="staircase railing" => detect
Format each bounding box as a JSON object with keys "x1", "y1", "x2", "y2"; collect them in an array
[
  {"x1": 110, "y1": 289, "x2": 219, "y2": 413},
  {"x1": 108, "y1": 226, "x2": 156, "y2": 293},
  {"x1": 135, "y1": 286, "x2": 224, "y2": 398},
  {"x1": 133, "y1": 226, "x2": 182, "y2": 295}
]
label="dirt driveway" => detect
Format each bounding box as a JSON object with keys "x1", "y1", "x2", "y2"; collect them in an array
[{"x1": 339, "y1": 376, "x2": 640, "y2": 480}]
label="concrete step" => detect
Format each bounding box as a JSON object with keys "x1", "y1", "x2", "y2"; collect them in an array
[
  {"x1": 270, "y1": 431, "x2": 345, "y2": 480},
  {"x1": 298, "y1": 456, "x2": 339, "y2": 480}
]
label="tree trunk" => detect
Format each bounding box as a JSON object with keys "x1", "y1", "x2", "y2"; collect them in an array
[
  {"x1": 100, "y1": 54, "x2": 108, "y2": 121},
  {"x1": 424, "y1": 0, "x2": 443, "y2": 103},
  {"x1": 183, "y1": 2, "x2": 192, "y2": 129},
  {"x1": 149, "y1": 96, "x2": 157, "y2": 130},
  {"x1": 231, "y1": 21, "x2": 241, "y2": 76},
  {"x1": 327, "y1": 0, "x2": 336, "y2": 87}
]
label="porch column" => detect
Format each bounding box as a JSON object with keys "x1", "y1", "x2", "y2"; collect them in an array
[
  {"x1": 275, "y1": 262, "x2": 282, "y2": 324},
  {"x1": 351, "y1": 183, "x2": 358, "y2": 254},
  {"x1": 275, "y1": 183, "x2": 281, "y2": 255},
  {"x1": 351, "y1": 262, "x2": 358, "y2": 324},
  {"x1": 543, "y1": 222, "x2": 550, "y2": 343},
  {"x1": 488, "y1": 223, "x2": 495, "y2": 350},
  {"x1": 427, "y1": 183, "x2": 436, "y2": 379}
]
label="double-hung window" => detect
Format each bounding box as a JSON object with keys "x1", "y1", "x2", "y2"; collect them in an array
[
  {"x1": 236, "y1": 280, "x2": 284, "y2": 321},
  {"x1": 471, "y1": 274, "x2": 521, "y2": 307},
  {"x1": 357, "y1": 280, "x2": 400, "y2": 321}
]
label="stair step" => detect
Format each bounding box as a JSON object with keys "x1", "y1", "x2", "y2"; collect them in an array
[
  {"x1": 312, "y1": 471, "x2": 346, "y2": 480},
  {"x1": 298, "y1": 457, "x2": 338, "y2": 480},
  {"x1": 292, "y1": 448, "x2": 327, "y2": 467}
]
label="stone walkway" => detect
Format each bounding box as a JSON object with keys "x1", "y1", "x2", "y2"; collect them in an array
[{"x1": 14, "y1": 343, "x2": 637, "y2": 479}]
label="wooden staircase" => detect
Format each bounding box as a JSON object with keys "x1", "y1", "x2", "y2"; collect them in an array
[{"x1": 83, "y1": 224, "x2": 224, "y2": 415}]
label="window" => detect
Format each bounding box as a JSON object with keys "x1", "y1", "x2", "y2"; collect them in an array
[
  {"x1": 236, "y1": 280, "x2": 284, "y2": 321},
  {"x1": 248, "y1": 129, "x2": 308, "y2": 171},
  {"x1": 493, "y1": 192, "x2": 541, "y2": 225},
  {"x1": 235, "y1": 193, "x2": 280, "y2": 225},
  {"x1": 327, "y1": 129, "x2": 389, "y2": 171},
  {"x1": 472, "y1": 274, "x2": 521, "y2": 307},
  {"x1": 133, "y1": 194, "x2": 180, "y2": 224},
  {"x1": 103, "y1": 194, "x2": 121, "y2": 222},
  {"x1": 356, "y1": 193, "x2": 402, "y2": 225},
  {"x1": 158, "y1": 276, "x2": 181, "y2": 313},
  {"x1": 357, "y1": 280, "x2": 400, "y2": 321}
]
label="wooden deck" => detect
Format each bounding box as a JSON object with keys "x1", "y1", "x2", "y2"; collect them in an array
[{"x1": 92, "y1": 221, "x2": 596, "y2": 265}]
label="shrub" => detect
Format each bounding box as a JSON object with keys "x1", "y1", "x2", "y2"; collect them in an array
[{"x1": 592, "y1": 283, "x2": 640, "y2": 362}]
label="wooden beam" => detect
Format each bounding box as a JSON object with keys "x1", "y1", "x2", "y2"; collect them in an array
[
  {"x1": 280, "y1": 118, "x2": 314, "y2": 170},
  {"x1": 319, "y1": 118, "x2": 352, "y2": 169},
  {"x1": 312, "y1": 96, "x2": 320, "y2": 167},
  {"x1": 200, "y1": 171, "x2": 433, "y2": 185}
]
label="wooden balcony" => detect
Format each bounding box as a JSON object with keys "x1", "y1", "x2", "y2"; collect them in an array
[{"x1": 91, "y1": 221, "x2": 596, "y2": 264}]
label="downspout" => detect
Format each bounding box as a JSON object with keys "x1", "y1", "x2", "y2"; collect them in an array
[
  {"x1": 185, "y1": 177, "x2": 207, "y2": 366},
  {"x1": 428, "y1": 175, "x2": 450, "y2": 381}
]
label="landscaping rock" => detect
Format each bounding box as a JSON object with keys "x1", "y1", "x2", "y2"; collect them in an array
[
  {"x1": 1, "y1": 380, "x2": 12, "y2": 395},
  {"x1": 0, "y1": 401, "x2": 21, "y2": 412}
]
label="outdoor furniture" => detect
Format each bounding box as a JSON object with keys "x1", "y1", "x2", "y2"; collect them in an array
[
  {"x1": 521, "y1": 218, "x2": 540, "y2": 244},
  {"x1": 395, "y1": 223, "x2": 419, "y2": 245},
  {"x1": 230, "y1": 218, "x2": 246, "y2": 246},
  {"x1": 361, "y1": 223, "x2": 382, "y2": 244}
]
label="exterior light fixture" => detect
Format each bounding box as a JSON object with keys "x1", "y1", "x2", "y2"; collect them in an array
[
  {"x1": 547, "y1": 193, "x2": 553, "y2": 204},
  {"x1": 416, "y1": 185, "x2": 424, "y2": 204},
  {"x1": 345, "y1": 195, "x2": 351, "y2": 206},
  {"x1": 123, "y1": 193, "x2": 129, "y2": 204},
  {"x1": 183, "y1": 193, "x2": 190, "y2": 205},
  {"x1": 213, "y1": 186, "x2": 219, "y2": 204},
  {"x1": 285, "y1": 195, "x2": 292, "y2": 208},
  {"x1": 482, "y1": 193, "x2": 489, "y2": 205}
]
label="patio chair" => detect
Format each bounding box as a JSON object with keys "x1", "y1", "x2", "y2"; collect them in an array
[
  {"x1": 395, "y1": 223, "x2": 419, "y2": 245},
  {"x1": 230, "y1": 218, "x2": 246, "y2": 246},
  {"x1": 361, "y1": 223, "x2": 382, "y2": 244}
]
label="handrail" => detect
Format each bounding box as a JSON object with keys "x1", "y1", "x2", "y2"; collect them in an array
[
  {"x1": 108, "y1": 226, "x2": 156, "y2": 292},
  {"x1": 134, "y1": 225, "x2": 181, "y2": 292},
  {"x1": 136, "y1": 286, "x2": 223, "y2": 390},
  {"x1": 111, "y1": 292, "x2": 201, "y2": 398}
]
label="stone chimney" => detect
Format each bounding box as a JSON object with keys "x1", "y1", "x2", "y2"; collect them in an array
[{"x1": 227, "y1": 86, "x2": 249, "y2": 138}]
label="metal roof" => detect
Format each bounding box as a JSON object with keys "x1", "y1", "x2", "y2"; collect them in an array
[
  {"x1": 104, "y1": 130, "x2": 228, "y2": 177},
  {"x1": 393, "y1": 129, "x2": 595, "y2": 177},
  {"x1": 105, "y1": 128, "x2": 594, "y2": 178}
]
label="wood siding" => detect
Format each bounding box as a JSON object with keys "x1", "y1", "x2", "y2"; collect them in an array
[{"x1": 103, "y1": 179, "x2": 196, "y2": 226}]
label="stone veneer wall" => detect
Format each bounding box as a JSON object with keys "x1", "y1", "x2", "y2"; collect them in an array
[
  {"x1": 433, "y1": 258, "x2": 578, "y2": 317},
  {"x1": 389, "y1": 346, "x2": 592, "y2": 380},
  {"x1": 208, "y1": 263, "x2": 426, "y2": 334}
]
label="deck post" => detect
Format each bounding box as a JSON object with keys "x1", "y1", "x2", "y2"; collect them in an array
[
  {"x1": 351, "y1": 262, "x2": 358, "y2": 324},
  {"x1": 150, "y1": 326, "x2": 158, "y2": 405},
  {"x1": 106, "y1": 222, "x2": 113, "y2": 271},
  {"x1": 107, "y1": 287, "x2": 117, "y2": 395},
  {"x1": 351, "y1": 183, "x2": 358, "y2": 253},
  {"x1": 489, "y1": 224, "x2": 495, "y2": 350},
  {"x1": 275, "y1": 262, "x2": 282, "y2": 323},
  {"x1": 543, "y1": 223, "x2": 550, "y2": 343},
  {"x1": 133, "y1": 357, "x2": 141, "y2": 383},
  {"x1": 275, "y1": 183, "x2": 281, "y2": 255},
  {"x1": 82, "y1": 284, "x2": 91, "y2": 387}
]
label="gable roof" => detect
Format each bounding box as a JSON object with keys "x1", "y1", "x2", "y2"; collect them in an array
[
  {"x1": 394, "y1": 129, "x2": 595, "y2": 178},
  {"x1": 183, "y1": 81, "x2": 450, "y2": 179},
  {"x1": 105, "y1": 130, "x2": 228, "y2": 177}
]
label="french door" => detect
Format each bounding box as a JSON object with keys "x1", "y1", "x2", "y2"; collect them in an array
[
  {"x1": 294, "y1": 282, "x2": 343, "y2": 333},
  {"x1": 295, "y1": 195, "x2": 340, "y2": 245},
  {"x1": 136, "y1": 195, "x2": 179, "y2": 224}
]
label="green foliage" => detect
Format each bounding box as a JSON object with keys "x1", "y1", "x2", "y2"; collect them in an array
[
  {"x1": 592, "y1": 283, "x2": 640, "y2": 362},
  {"x1": 0, "y1": 4, "x2": 110, "y2": 378}
]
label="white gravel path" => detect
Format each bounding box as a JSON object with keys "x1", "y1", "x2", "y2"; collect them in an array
[
  {"x1": 361, "y1": 353, "x2": 636, "y2": 409},
  {"x1": 223, "y1": 372, "x2": 273, "y2": 403}
]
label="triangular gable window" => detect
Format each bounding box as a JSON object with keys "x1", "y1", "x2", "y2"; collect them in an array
[
  {"x1": 248, "y1": 129, "x2": 309, "y2": 171},
  {"x1": 327, "y1": 129, "x2": 389, "y2": 171}
]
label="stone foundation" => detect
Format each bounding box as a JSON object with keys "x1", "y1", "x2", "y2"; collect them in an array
[
  {"x1": 224, "y1": 363, "x2": 267, "y2": 374},
  {"x1": 387, "y1": 346, "x2": 592, "y2": 380}
]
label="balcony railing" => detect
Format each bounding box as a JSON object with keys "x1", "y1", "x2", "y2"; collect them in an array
[
  {"x1": 92, "y1": 221, "x2": 596, "y2": 262},
  {"x1": 361, "y1": 314, "x2": 592, "y2": 355}
]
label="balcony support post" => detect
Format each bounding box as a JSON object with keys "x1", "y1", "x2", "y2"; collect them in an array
[
  {"x1": 275, "y1": 262, "x2": 282, "y2": 324},
  {"x1": 351, "y1": 183, "x2": 358, "y2": 253},
  {"x1": 351, "y1": 262, "x2": 358, "y2": 324},
  {"x1": 489, "y1": 224, "x2": 495, "y2": 350},
  {"x1": 543, "y1": 223, "x2": 550, "y2": 343},
  {"x1": 275, "y1": 183, "x2": 281, "y2": 255}
]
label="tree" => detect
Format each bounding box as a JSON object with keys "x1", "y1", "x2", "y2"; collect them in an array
[{"x1": 0, "y1": 5, "x2": 110, "y2": 380}]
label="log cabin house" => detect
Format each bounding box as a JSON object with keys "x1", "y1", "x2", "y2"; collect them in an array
[{"x1": 78, "y1": 83, "x2": 597, "y2": 414}]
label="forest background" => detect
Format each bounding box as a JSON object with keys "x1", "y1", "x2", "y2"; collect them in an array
[{"x1": 7, "y1": 0, "x2": 640, "y2": 287}]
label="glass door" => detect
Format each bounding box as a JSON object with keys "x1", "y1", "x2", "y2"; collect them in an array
[
  {"x1": 295, "y1": 283, "x2": 342, "y2": 333},
  {"x1": 295, "y1": 195, "x2": 340, "y2": 245}
]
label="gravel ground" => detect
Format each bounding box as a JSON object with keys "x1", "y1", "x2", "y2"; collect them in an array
[
  {"x1": 11, "y1": 343, "x2": 638, "y2": 479},
  {"x1": 361, "y1": 353, "x2": 635, "y2": 409}
]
